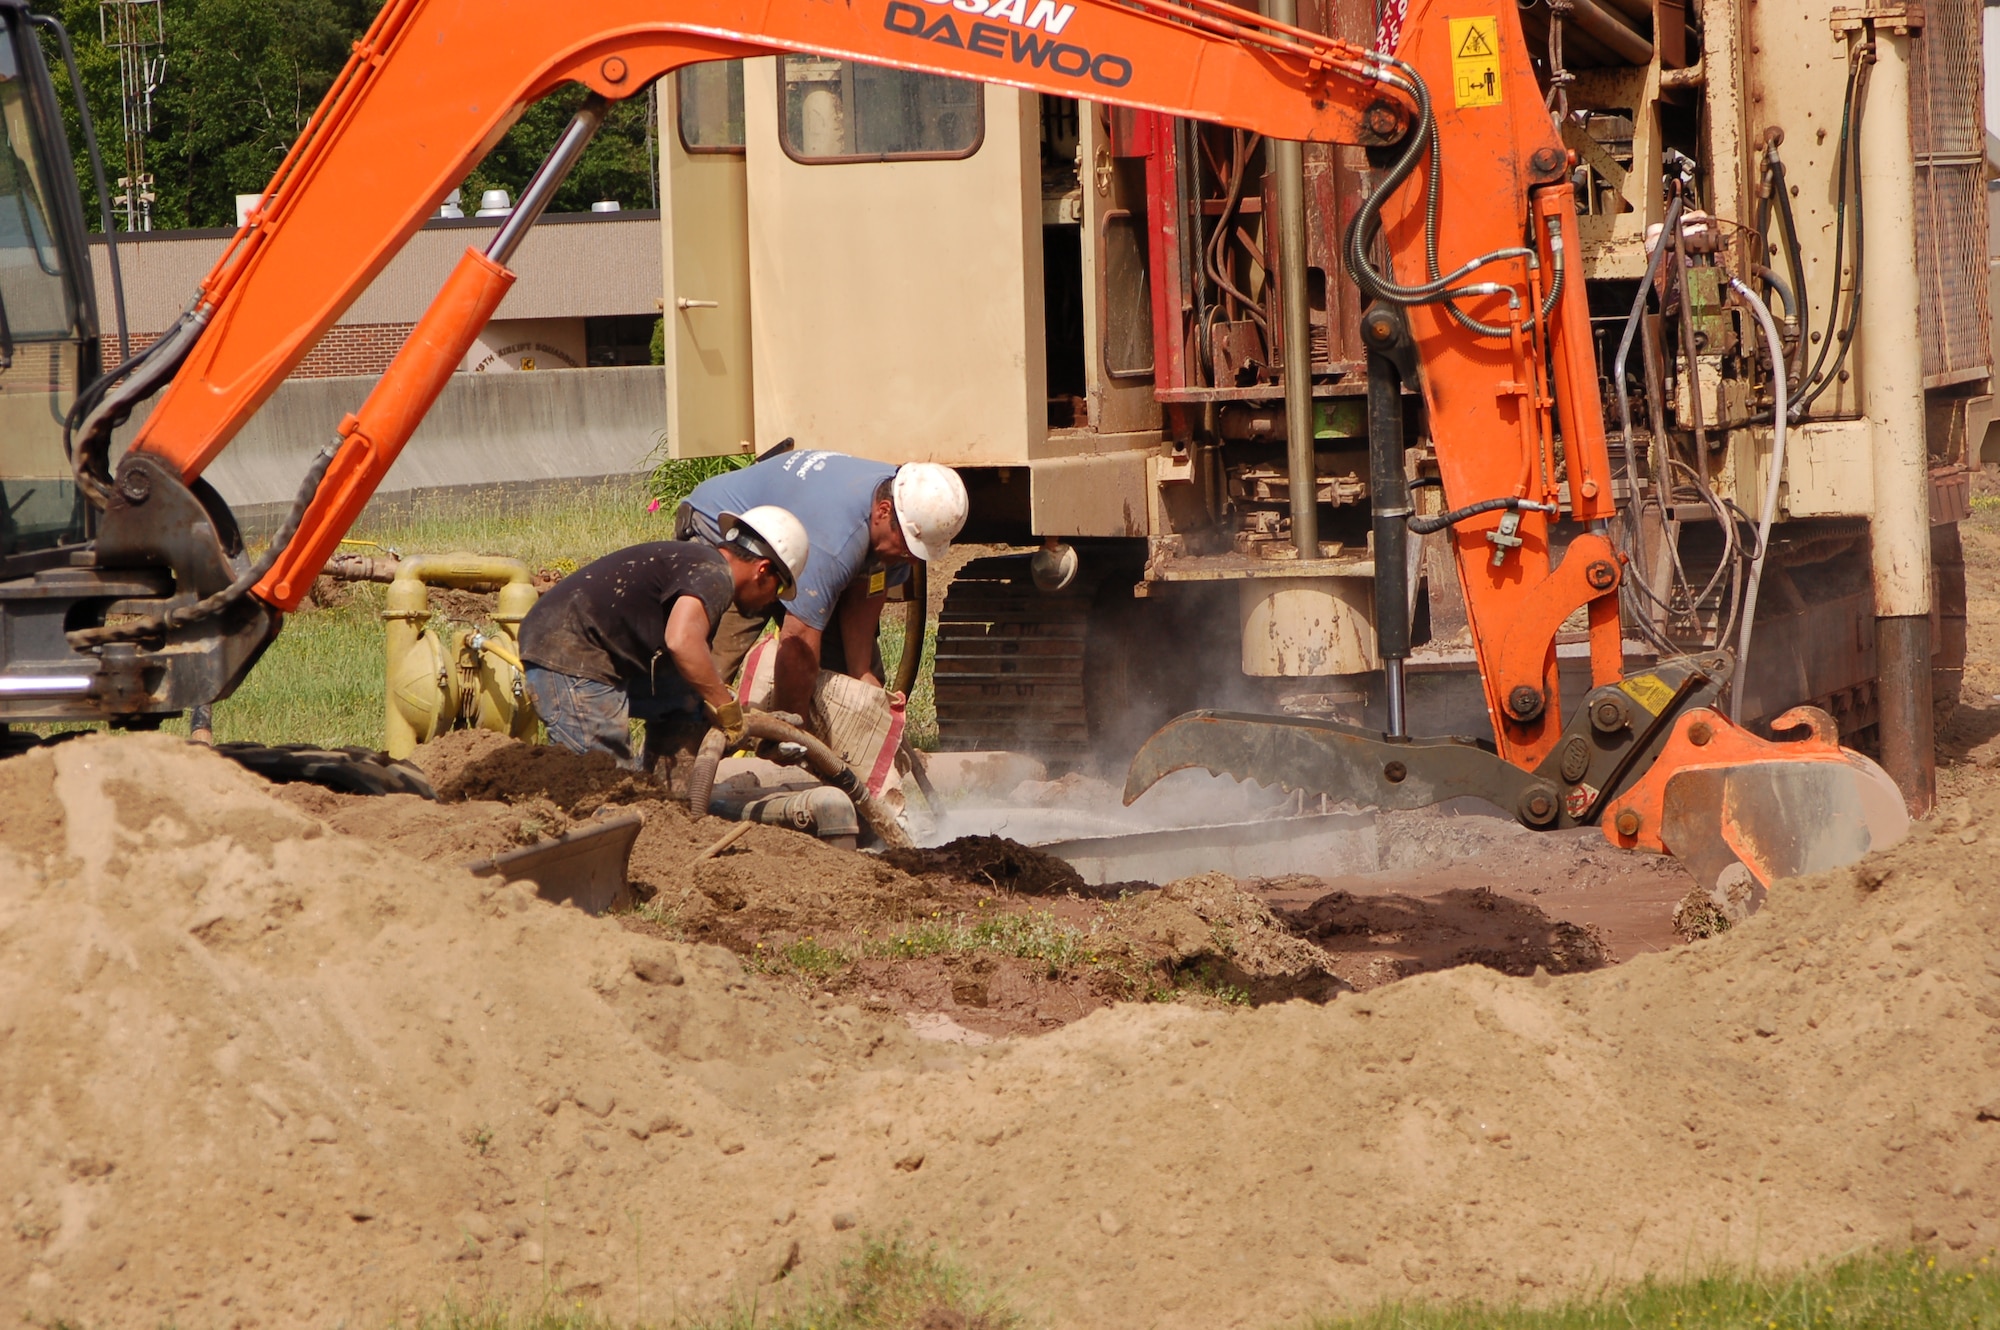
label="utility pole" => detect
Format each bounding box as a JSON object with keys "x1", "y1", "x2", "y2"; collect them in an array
[{"x1": 98, "y1": 0, "x2": 164, "y2": 231}]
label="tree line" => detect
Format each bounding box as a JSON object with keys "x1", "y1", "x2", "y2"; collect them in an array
[{"x1": 35, "y1": 0, "x2": 660, "y2": 232}]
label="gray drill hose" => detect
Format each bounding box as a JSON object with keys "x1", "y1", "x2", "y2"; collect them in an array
[
  {"x1": 686, "y1": 727, "x2": 728, "y2": 818},
  {"x1": 740, "y1": 713, "x2": 914, "y2": 850}
]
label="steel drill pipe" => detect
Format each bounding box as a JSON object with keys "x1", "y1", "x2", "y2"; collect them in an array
[{"x1": 1268, "y1": 0, "x2": 1318, "y2": 561}]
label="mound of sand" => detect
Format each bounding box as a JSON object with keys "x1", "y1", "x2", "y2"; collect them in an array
[{"x1": 5, "y1": 734, "x2": 1999, "y2": 1329}]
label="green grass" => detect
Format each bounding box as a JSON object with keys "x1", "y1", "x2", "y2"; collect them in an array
[
  {"x1": 148, "y1": 481, "x2": 940, "y2": 751},
  {"x1": 644, "y1": 445, "x2": 751, "y2": 511},
  {"x1": 747, "y1": 908, "x2": 1118, "y2": 984},
  {"x1": 174, "y1": 482, "x2": 667, "y2": 748},
  {"x1": 412, "y1": 1236, "x2": 1020, "y2": 1330},
  {"x1": 877, "y1": 618, "x2": 938, "y2": 750},
  {"x1": 242, "y1": 1245, "x2": 2000, "y2": 1330},
  {"x1": 1305, "y1": 1251, "x2": 2000, "y2": 1330},
  {"x1": 747, "y1": 908, "x2": 1265, "y2": 1004},
  {"x1": 750, "y1": 935, "x2": 853, "y2": 980},
  {"x1": 338, "y1": 479, "x2": 666, "y2": 573},
  {"x1": 871, "y1": 908, "x2": 1106, "y2": 978}
]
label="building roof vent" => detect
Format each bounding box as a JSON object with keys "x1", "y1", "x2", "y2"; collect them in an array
[
  {"x1": 591, "y1": 199, "x2": 621, "y2": 213},
  {"x1": 475, "y1": 189, "x2": 513, "y2": 217},
  {"x1": 438, "y1": 188, "x2": 464, "y2": 219}
]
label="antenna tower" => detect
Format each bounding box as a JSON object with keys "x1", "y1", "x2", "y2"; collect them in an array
[{"x1": 99, "y1": 0, "x2": 165, "y2": 231}]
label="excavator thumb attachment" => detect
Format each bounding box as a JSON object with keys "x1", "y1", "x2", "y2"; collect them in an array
[
  {"x1": 1123, "y1": 711, "x2": 1566, "y2": 829},
  {"x1": 1600, "y1": 707, "x2": 1908, "y2": 890},
  {"x1": 1125, "y1": 704, "x2": 1907, "y2": 891}
]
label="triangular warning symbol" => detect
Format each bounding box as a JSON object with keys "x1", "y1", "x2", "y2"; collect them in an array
[{"x1": 1456, "y1": 25, "x2": 1494, "y2": 56}]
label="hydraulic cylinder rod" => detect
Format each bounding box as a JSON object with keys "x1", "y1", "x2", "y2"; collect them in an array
[
  {"x1": 1268, "y1": 0, "x2": 1318, "y2": 561},
  {"x1": 254, "y1": 97, "x2": 610, "y2": 611},
  {"x1": 1363, "y1": 307, "x2": 1413, "y2": 736}
]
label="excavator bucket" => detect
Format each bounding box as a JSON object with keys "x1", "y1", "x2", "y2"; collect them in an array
[
  {"x1": 1600, "y1": 706, "x2": 1909, "y2": 890},
  {"x1": 1125, "y1": 704, "x2": 1908, "y2": 890}
]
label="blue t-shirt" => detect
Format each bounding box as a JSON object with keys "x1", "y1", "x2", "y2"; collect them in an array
[{"x1": 685, "y1": 450, "x2": 908, "y2": 631}]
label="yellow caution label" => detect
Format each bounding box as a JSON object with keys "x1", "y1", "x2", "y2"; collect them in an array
[
  {"x1": 868, "y1": 569, "x2": 888, "y2": 597},
  {"x1": 1618, "y1": 674, "x2": 1677, "y2": 716},
  {"x1": 1450, "y1": 16, "x2": 1502, "y2": 108}
]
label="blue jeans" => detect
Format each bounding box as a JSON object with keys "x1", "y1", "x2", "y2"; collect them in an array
[{"x1": 526, "y1": 666, "x2": 699, "y2": 770}]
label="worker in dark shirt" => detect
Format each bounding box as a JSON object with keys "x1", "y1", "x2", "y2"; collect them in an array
[{"x1": 518, "y1": 506, "x2": 810, "y2": 769}]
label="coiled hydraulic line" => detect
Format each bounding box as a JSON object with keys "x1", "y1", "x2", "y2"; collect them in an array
[{"x1": 1339, "y1": 56, "x2": 1542, "y2": 338}]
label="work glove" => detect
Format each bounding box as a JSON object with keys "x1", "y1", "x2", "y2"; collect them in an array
[{"x1": 706, "y1": 699, "x2": 748, "y2": 748}]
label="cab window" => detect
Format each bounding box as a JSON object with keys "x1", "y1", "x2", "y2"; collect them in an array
[
  {"x1": 0, "y1": 34, "x2": 73, "y2": 341},
  {"x1": 677, "y1": 60, "x2": 745, "y2": 154},
  {"x1": 778, "y1": 57, "x2": 982, "y2": 163}
]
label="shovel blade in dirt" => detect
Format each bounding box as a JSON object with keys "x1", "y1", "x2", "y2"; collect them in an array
[{"x1": 463, "y1": 810, "x2": 644, "y2": 915}]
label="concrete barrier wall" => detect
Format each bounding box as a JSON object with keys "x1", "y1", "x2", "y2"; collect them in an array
[
  {"x1": 89, "y1": 212, "x2": 665, "y2": 334},
  {"x1": 117, "y1": 365, "x2": 668, "y2": 511}
]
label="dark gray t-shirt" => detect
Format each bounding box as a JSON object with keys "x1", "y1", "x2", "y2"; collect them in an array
[
  {"x1": 684, "y1": 450, "x2": 908, "y2": 632},
  {"x1": 518, "y1": 541, "x2": 732, "y2": 689}
]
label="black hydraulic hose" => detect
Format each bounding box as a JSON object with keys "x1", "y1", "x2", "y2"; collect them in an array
[
  {"x1": 1203, "y1": 130, "x2": 1268, "y2": 335},
  {"x1": 66, "y1": 306, "x2": 208, "y2": 506},
  {"x1": 32, "y1": 14, "x2": 125, "y2": 357},
  {"x1": 1408, "y1": 495, "x2": 1559, "y2": 535},
  {"x1": 1752, "y1": 265, "x2": 1795, "y2": 319},
  {"x1": 1537, "y1": 211, "x2": 1565, "y2": 326},
  {"x1": 739, "y1": 712, "x2": 912, "y2": 850},
  {"x1": 1670, "y1": 223, "x2": 1710, "y2": 465},
  {"x1": 1341, "y1": 61, "x2": 1535, "y2": 319},
  {"x1": 67, "y1": 437, "x2": 334, "y2": 649},
  {"x1": 1764, "y1": 154, "x2": 1809, "y2": 387},
  {"x1": 1611, "y1": 186, "x2": 1688, "y2": 585},
  {"x1": 1792, "y1": 45, "x2": 1871, "y2": 420}
]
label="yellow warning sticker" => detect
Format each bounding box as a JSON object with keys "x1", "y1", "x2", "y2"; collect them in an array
[
  {"x1": 868, "y1": 569, "x2": 888, "y2": 597},
  {"x1": 1618, "y1": 674, "x2": 1677, "y2": 716},
  {"x1": 1450, "y1": 16, "x2": 1502, "y2": 108}
]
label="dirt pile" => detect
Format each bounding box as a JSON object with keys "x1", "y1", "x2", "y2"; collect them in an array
[
  {"x1": 7, "y1": 733, "x2": 2000, "y2": 1330},
  {"x1": 1282, "y1": 883, "x2": 1611, "y2": 986},
  {"x1": 0, "y1": 733, "x2": 928, "y2": 1328},
  {"x1": 354, "y1": 736, "x2": 1358, "y2": 1029},
  {"x1": 1110, "y1": 871, "x2": 1350, "y2": 1003},
  {"x1": 885, "y1": 835, "x2": 1097, "y2": 897},
  {"x1": 404, "y1": 727, "x2": 654, "y2": 813}
]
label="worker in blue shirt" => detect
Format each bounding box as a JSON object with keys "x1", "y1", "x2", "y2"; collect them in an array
[{"x1": 679, "y1": 449, "x2": 968, "y2": 717}]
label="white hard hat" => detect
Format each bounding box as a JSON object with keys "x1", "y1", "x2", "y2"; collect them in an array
[
  {"x1": 722, "y1": 505, "x2": 810, "y2": 596},
  {"x1": 892, "y1": 463, "x2": 968, "y2": 563}
]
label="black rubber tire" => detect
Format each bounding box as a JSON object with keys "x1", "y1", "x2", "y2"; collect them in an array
[{"x1": 211, "y1": 742, "x2": 438, "y2": 799}]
